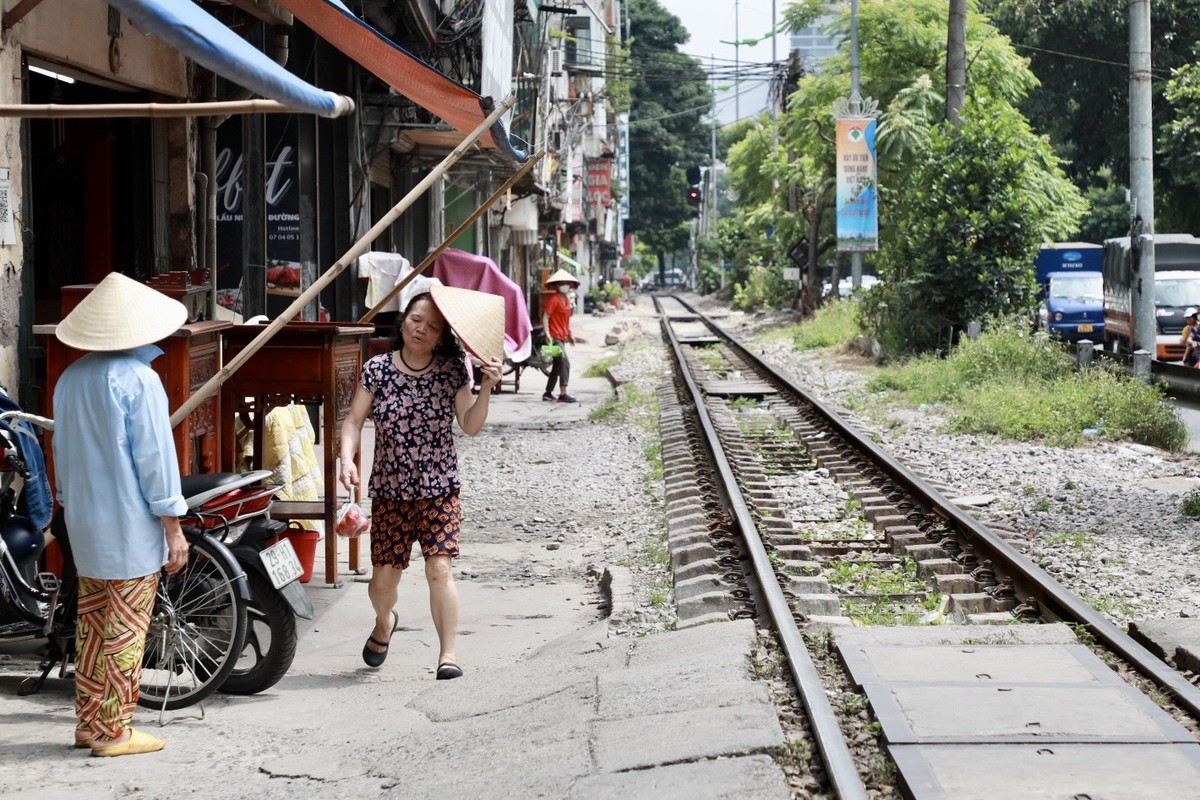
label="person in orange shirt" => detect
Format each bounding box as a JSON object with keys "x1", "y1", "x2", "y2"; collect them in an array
[{"x1": 542, "y1": 268, "x2": 580, "y2": 403}]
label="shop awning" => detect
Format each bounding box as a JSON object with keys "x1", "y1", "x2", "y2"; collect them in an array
[
  {"x1": 107, "y1": 0, "x2": 352, "y2": 117},
  {"x1": 274, "y1": 0, "x2": 526, "y2": 162}
]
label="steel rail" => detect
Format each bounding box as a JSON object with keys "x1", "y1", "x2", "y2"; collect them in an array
[
  {"x1": 678, "y1": 300, "x2": 1200, "y2": 720},
  {"x1": 659, "y1": 306, "x2": 870, "y2": 800}
]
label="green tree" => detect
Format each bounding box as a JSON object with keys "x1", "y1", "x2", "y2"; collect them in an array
[
  {"x1": 627, "y1": 0, "x2": 712, "y2": 263},
  {"x1": 983, "y1": 0, "x2": 1200, "y2": 234},
  {"x1": 862, "y1": 100, "x2": 1086, "y2": 355}
]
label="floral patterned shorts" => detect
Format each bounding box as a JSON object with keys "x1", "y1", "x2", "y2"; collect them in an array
[{"x1": 370, "y1": 491, "x2": 461, "y2": 569}]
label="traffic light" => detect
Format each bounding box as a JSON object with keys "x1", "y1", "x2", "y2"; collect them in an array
[{"x1": 686, "y1": 185, "x2": 702, "y2": 206}]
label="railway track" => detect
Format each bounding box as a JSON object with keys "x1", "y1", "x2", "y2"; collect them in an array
[{"x1": 651, "y1": 294, "x2": 1200, "y2": 798}]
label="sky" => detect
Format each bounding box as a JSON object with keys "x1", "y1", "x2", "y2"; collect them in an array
[{"x1": 656, "y1": 0, "x2": 783, "y2": 125}]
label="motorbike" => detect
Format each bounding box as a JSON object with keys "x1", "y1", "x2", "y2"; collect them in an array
[
  {"x1": 0, "y1": 408, "x2": 250, "y2": 712},
  {"x1": 178, "y1": 469, "x2": 313, "y2": 695},
  {"x1": 1, "y1": 407, "x2": 311, "y2": 707}
]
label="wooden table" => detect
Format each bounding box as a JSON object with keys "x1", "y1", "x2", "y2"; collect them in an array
[
  {"x1": 35, "y1": 321, "x2": 230, "y2": 478},
  {"x1": 220, "y1": 322, "x2": 374, "y2": 586}
]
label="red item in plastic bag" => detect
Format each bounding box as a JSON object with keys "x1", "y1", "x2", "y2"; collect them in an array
[{"x1": 336, "y1": 488, "x2": 370, "y2": 537}]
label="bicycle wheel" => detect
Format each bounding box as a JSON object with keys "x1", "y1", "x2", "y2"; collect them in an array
[
  {"x1": 138, "y1": 535, "x2": 248, "y2": 711},
  {"x1": 220, "y1": 570, "x2": 296, "y2": 695}
]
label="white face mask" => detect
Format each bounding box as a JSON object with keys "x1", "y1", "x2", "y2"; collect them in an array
[{"x1": 558, "y1": 284, "x2": 571, "y2": 294}]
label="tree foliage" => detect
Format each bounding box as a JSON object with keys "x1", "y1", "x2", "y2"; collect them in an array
[
  {"x1": 982, "y1": 0, "x2": 1200, "y2": 235},
  {"x1": 862, "y1": 100, "x2": 1085, "y2": 355},
  {"x1": 626, "y1": 0, "x2": 712, "y2": 255}
]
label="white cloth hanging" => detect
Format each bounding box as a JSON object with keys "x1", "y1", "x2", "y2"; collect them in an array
[{"x1": 357, "y1": 251, "x2": 411, "y2": 312}]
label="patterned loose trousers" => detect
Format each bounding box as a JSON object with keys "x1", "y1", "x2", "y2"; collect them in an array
[{"x1": 75, "y1": 573, "x2": 159, "y2": 743}]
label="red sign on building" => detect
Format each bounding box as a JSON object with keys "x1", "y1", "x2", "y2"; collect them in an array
[{"x1": 585, "y1": 158, "x2": 612, "y2": 214}]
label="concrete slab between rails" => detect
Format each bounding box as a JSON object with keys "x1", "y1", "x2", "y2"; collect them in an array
[
  {"x1": 833, "y1": 624, "x2": 1081, "y2": 647},
  {"x1": 890, "y1": 743, "x2": 1200, "y2": 800},
  {"x1": 1128, "y1": 617, "x2": 1200, "y2": 666},
  {"x1": 570, "y1": 754, "x2": 790, "y2": 800},
  {"x1": 832, "y1": 633, "x2": 1196, "y2": 746}
]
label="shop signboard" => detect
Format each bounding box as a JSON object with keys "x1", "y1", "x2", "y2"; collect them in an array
[{"x1": 215, "y1": 117, "x2": 303, "y2": 317}]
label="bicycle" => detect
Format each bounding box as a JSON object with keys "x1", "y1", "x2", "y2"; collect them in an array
[{"x1": 0, "y1": 409, "x2": 249, "y2": 717}]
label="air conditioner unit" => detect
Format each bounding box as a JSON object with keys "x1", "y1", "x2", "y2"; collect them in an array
[{"x1": 549, "y1": 45, "x2": 563, "y2": 76}]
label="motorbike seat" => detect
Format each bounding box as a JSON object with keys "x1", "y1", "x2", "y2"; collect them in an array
[
  {"x1": 180, "y1": 472, "x2": 248, "y2": 497},
  {"x1": 181, "y1": 470, "x2": 275, "y2": 509}
]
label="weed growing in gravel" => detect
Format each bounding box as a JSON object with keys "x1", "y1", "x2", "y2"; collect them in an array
[
  {"x1": 643, "y1": 441, "x2": 663, "y2": 487},
  {"x1": 840, "y1": 693, "x2": 868, "y2": 715},
  {"x1": 1067, "y1": 622, "x2": 1097, "y2": 647},
  {"x1": 588, "y1": 384, "x2": 658, "y2": 431},
  {"x1": 1064, "y1": 478, "x2": 1078, "y2": 490},
  {"x1": 583, "y1": 355, "x2": 620, "y2": 379},
  {"x1": 1040, "y1": 529, "x2": 1095, "y2": 554},
  {"x1": 644, "y1": 536, "x2": 669, "y2": 566},
  {"x1": 1086, "y1": 591, "x2": 1140, "y2": 619},
  {"x1": 841, "y1": 598, "x2": 898, "y2": 625},
  {"x1": 728, "y1": 396, "x2": 760, "y2": 411},
  {"x1": 773, "y1": 739, "x2": 809, "y2": 770},
  {"x1": 826, "y1": 559, "x2": 926, "y2": 595},
  {"x1": 1031, "y1": 497, "x2": 1051, "y2": 513},
  {"x1": 750, "y1": 647, "x2": 788, "y2": 680},
  {"x1": 695, "y1": 345, "x2": 725, "y2": 371},
  {"x1": 866, "y1": 320, "x2": 1188, "y2": 450},
  {"x1": 1181, "y1": 487, "x2": 1200, "y2": 517},
  {"x1": 792, "y1": 299, "x2": 859, "y2": 350}
]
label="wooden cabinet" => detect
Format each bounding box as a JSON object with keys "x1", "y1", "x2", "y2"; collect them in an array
[{"x1": 219, "y1": 322, "x2": 374, "y2": 585}]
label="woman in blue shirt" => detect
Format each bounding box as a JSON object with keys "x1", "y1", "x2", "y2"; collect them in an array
[{"x1": 52, "y1": 273, "x2": 190, "y2": 758}]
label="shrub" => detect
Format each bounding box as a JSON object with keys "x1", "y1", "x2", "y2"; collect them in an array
[{"x1": 793, "y1": 299, "x2": 860, "y2": 350}]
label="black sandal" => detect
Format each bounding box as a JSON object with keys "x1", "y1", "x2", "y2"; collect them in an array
[
  {"x1": 362, "y1": 611, "x2": 399, "y2": 667},
  {"x1": 436, "y1": 661, "x2": 463, "y2": 680},
  {"x1": 362, "y1": 636, "x2": 389, "y2": 667}
]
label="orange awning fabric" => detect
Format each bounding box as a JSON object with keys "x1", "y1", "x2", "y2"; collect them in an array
[{"x1": 274, "y1": 0, "x2": 526, "y2": 163}]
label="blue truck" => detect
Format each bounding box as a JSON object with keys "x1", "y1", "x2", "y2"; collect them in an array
[{"x1": 1035, "y1": 243, "x2": 1104, "y2": 343}]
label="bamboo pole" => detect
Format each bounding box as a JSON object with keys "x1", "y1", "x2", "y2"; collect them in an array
[
  {"x1": 0, "y1": 97, "x2": 356, "y2": 118},
  {"x1": 170, "y1": 93, "x2": 517, "y2": 427},
  {"x1": 359, "y1": 149, "x2": 545, "y2": 324}
]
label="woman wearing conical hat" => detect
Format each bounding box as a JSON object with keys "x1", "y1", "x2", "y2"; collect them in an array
[
  {"x1": 52, "y1": 272, "x2": 191, "y2": 757},
  {"x1": 339, "y1": 281, "x2": 504, "y2": 680},
  {"x1": 542, "y1": 268, "x2": 581, "y2": 404}
]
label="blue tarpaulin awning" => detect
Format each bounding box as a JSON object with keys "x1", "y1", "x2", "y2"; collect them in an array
[{"x1": 107, "y1": 0, "x2": 353, "y2": 118}]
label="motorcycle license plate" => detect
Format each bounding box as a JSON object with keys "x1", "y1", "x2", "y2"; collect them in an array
[
  {"x1": 1078, "y1": 324, "x2": 1094, "y2": 333},
  {"x1": 260, "y1": 538, "x2": 304, "y2": 589}
]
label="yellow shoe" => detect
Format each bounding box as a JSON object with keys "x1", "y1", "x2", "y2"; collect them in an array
[{"x1": 90, "y1": 728, "x2": 165, "y2": 757}]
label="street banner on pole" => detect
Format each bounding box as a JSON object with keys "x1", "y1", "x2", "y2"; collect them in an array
[{"x1": 835, "y1": 117, "x2": 878, "y2": 252}]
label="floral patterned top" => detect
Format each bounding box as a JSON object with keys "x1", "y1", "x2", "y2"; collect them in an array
[{"x1": 360, "y1": 352, "x2": 469, "y2": 501}]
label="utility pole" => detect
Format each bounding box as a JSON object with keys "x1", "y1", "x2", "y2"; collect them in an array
[
  {"x1": 946, "y1": 0, "x2": 966, "y2": 125},
  {"x1": 735, "y1": 0, "x2": 740, "y2": 122},
  {"x1": 1130, "y1": 0, "x2": 1156, "y2": 356}
]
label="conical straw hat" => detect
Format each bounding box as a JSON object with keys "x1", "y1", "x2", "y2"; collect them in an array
[
  {"x1": 545, "y1": 268, "x2": 580, "y2": 287},
  {"x1": 56, "y1": 272, "x2": 188, "y2": 352},
  {"x1": 429, "y1": 283, "x2": 505, "y2": 363}
]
